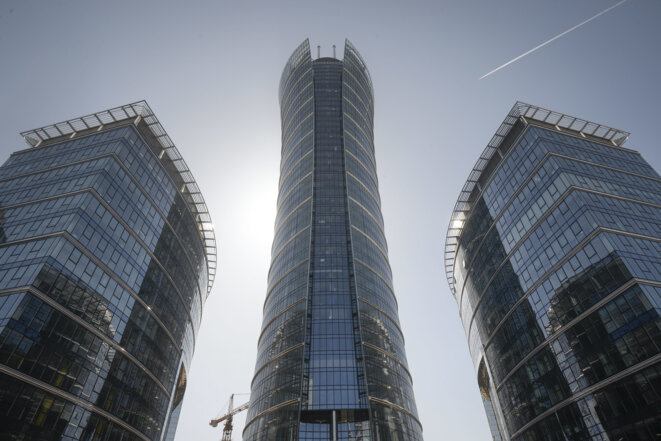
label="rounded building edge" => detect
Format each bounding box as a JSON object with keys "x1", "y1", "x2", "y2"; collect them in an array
[{"x1": 443, "y1": 101, "x2": 631, "y2": 299}]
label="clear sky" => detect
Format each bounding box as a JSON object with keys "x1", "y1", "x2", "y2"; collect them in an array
[{"x1": 1, "y1": 1, "x2": 660, "y2": 440}]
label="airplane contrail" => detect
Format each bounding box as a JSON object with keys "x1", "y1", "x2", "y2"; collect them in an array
[{"x1": 480, "y1": 0, "x2": 628, "y2": 80}]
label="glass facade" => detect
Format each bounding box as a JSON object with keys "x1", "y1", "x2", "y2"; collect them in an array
[
  {"x1": 446, "y1": 102, "x2": 661, "y2": 441},
  {"x1": 244, "y1": 40, "x2": 423, "y2": 441},
  {"x1": 0, "y1": 102, "x2": 215, "y2": 441}
]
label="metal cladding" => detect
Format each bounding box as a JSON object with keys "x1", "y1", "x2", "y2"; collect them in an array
[
  {"x1": 244, "y1": 40, "x2": 423, "y2": 441},
  {"x1": 446, "y1": 102, "x2": 661, "y2": 440}
]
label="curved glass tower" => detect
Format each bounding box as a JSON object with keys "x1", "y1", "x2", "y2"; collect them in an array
[
  {"x1": 0, "y1": 102, "x2": 216, "y2": 441},
  {"x1": 244, "y1": 40, "x2": 423, "y2": 441},
  {"x1": 445, "y1": 102, "x2": 661, "y2": 441}
]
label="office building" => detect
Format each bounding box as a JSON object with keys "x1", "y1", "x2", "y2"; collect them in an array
[
  {"x1": 445, "y1": 102, "x2": 661, "y2": 440},
  {"x1": 0, "y1": 102, "x2": 216, "y2": 441},
  {"x1": 244, "y1": 40, "x2": 423, "y2": 441}
]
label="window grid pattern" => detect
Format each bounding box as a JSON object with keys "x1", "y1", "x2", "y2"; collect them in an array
[
  {"x1": 301, "y1": 59, "x2": 367, "y2": 414},
  {"x1": 450, "y1": 118, "x2": 661, "y2": 441},
  {"x1": 247, "y1": 40, "x2": 422, "y2": 441},
  {"x1": 344, "y1": 41, "x2": 422, "y2": 441},
  {"x1": 244, "y1": 39, "x2": 314, "y2": 439},
  {"x1": 0, "y1": 121, "x2": 211, "y2": 441}
]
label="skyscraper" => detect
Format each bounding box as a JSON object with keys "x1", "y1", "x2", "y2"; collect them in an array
[
  {"x1": 445, "y1": 102, "x2": 661, "y2": 441},
  {"x1": 244, "y1": 40, "x2": 423, "y2": 441},
  {"x1": 0, "y1": 102, "x2": 216, "y2": 441}
]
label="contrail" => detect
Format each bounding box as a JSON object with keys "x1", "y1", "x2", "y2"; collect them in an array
[{"x1": 480, "y1": 0, "x2": 628, "y2": 79}]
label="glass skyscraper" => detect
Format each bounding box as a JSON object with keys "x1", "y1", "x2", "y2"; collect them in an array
[
  {"x1": 445, "y1": 102, "x2": 661, "y2": 440},
  {"x1": 0, "y1": 102, "x2": 216, "y2": 441},
  {"x1": 244, "y1": 40, "x2": 423, "y2": 441}
]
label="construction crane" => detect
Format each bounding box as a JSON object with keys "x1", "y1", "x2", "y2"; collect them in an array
[{"x1": 210, "y1": 394, "x2": 250, "y2": 441}]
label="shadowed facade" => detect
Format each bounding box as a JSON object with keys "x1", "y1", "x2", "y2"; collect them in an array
[
  {"x1": 0, "y1": 102, "x2": 215, "y2": 441},
  {"x1": 446, "y1": 102, "x2": 661, "y2": 441}
]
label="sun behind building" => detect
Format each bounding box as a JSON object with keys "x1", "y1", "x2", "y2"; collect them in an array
[{"x1": 244, "y1": 40, "x2": 423, "y2": 441}]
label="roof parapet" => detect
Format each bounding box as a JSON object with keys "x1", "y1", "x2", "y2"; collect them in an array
[
  {"x1": 444, "y1": 101, "x2": 630, "y2": 296},
  {"x1": 21, "y1": 101, "x2": 217, "y2": 296}
]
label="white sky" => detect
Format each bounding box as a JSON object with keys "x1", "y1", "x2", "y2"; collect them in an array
[{"x1": 1, "y1": 1, "x2": 660, "y2": 440}]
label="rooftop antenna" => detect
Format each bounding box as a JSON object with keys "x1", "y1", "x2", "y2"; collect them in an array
[
  {"x1": 317, "y1": 45, "x2": 320, "y2": 59},
  {"x1": 333, "y1": 44, "x2": 336, "y2": 58}
]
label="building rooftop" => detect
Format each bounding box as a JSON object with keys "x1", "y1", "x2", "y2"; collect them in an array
[
  {"x1": 20, "y1": 101, "x2": 217, "y2": 295},
  {"x1": 444, "y1": 101, "x2": 630, "y2": 296}
]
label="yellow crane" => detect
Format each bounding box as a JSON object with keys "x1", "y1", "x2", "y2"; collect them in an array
[{"x1": 210, "y1": 394, "x2": 249, "y2": 441}]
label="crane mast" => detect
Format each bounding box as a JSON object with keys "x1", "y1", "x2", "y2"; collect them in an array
[{"x1": 210, "y1": 394, "x2": 249, "y2": 441}]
